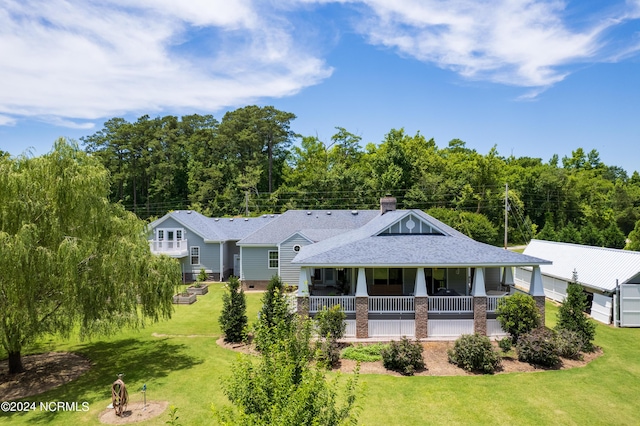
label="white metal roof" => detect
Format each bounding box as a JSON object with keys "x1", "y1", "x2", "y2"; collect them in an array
[{"x1": 523, "y1": 239, "x2": 640, "y2": 292}]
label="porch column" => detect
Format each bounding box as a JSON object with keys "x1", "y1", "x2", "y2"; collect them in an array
[
  {"x1": 414, "y1": 268, "x2": 429, "y2": 339},
  {"x1": 529, "y1": 266, "x2": 546, "y2": 326},
  {"x1": 355, "y1": 267, "x2": 369, "y2": 338},
  {"x1": 471, "y1": 267, "x2": 487, "y2": 336},
  {"x1": 297, "y1": 267, "x2": 310, "y2": 316},
  {"x1": 502, "y1": 266, "x2": 514, "y2": 289}
]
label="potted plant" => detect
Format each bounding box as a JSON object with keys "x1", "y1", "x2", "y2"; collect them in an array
[{"x1": 187, "y1": 268, "x2": 209, "y2": 295}]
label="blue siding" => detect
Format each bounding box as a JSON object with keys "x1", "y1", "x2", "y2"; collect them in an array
[
  {"x1": 280, "y1": 234, "x2": 311, "y2": 286},
  {"x1": 242, "y1": 246, "x2": 277, "y2": 280}
]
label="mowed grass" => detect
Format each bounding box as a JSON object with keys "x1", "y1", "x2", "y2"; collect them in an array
[{"x1": 1, "y1": 289, "x2": 639, "y2": 425}]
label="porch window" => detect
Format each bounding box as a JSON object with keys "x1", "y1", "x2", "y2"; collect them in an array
[
  {"x1": 176, "y1": 230, "x2": 182, "y2": 240},
  {"x1": 268, "y1": 251, "x2": 279, "y2": 269},
  {"x1": 190, "y1": 247, "x2": 200, "y2": 265},
  {"x1": 158, "y1": 230, "x2": 164, "y2": 240}
]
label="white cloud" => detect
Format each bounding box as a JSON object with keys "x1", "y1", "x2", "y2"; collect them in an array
[
  {"x1": 0, "y1": 114, "x2": 17, "y2": 126},
  {"x1": 0, "y1": 0, "x2": 332, "y2": 127},
  {"x1": 330, "y1": 0, "x2": 640, "y2": 91}
]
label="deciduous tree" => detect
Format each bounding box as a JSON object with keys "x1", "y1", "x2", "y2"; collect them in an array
[{"x1": 0, "y1": 139, "x2": 181, "y2": 373}]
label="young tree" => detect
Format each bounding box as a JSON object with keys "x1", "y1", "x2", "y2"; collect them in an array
[
  {"x1": 0, "y1": 139, "x2": 181, "y2": 374},
  {"x1": 219, "y1": 276, "x2": 248, "y2": 343},
  {"x1": 253, "y1": 276, "x2": 294, "y2": 351},
  {"x1": 214, "y1": 316, "x2": 360, "y2": 425},
  {"x1": 556, "y1": 270, "x2": 596, "y2": 352},
  {"x1": 496, "y1": 293, "x2": 541, "y2": 343}
]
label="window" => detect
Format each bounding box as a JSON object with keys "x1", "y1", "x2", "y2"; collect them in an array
[
  {"x1": 176, "y1": 230, "x2": 182, "y2": 240},
  {"x1": 190, "y1": 247, "x2": 200, "y2": 265},
  {"x1": 157, "y1": 230, "x2": 164, "y2": 240},
  {"x1": 268, "y1": 251, "x2": 279, "y2": 269}
]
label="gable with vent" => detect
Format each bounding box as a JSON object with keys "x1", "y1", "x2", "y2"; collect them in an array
[{"x1": 378, "y1": 213, "x2": 445, "y2": 236}]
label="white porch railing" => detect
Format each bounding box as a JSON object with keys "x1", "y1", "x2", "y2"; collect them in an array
[
  {"x1": 149, "y1": 239, "x2": 188, "y2": 257},
  {"x1": 487, "y1": 295, "x2": 507, "y2": 312},
  {"x1": 369, "y1": 296, "x2": 415, "y2": 313},
  {"x1": 428, "y1": 296, "x2": 473, "y2": 313},
  {"x1": 309, "y1": 296, "x2": 356, "y2": 313}
]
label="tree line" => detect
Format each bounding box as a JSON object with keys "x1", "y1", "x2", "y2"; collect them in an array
[{"x1": 80, "y1": 106, "x2": 640, "y2": 249}]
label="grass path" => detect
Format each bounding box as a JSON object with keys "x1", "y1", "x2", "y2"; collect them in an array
[{"x1": 1, "y1": 285, "x2": 639, "y2": 425}]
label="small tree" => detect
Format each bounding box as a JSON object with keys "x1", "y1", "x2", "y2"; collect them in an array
[
  {"x1": 219, "y1": 276, "x2": 247, "y2": 343},
  {"x1": 314, "y1": 305, "x2": 346, "y2": 368},
  {"x1": 214, "y1": 315, "x2": 360, "y2": 425},
  {"x1": 556, "y1": 270, "x2": 596, "y2": 352},
  {"x1": 253, "y1": 276, "x2": 294, "y2": 351},
  {"x1": 496, "y1": 293, "x2": 541, "y2": 343}
]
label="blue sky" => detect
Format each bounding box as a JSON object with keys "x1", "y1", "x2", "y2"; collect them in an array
[{"x1": 1, "y1": 0, "x2": 639, "y2": 174}]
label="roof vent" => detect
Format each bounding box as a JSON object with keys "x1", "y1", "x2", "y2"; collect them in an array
[
  {"x1": 229, "y1": 218, "x2": 234, "y2": 221},
  {"x1": 244, "y1": 218, "x2": 249, "y2": 221},
  {"x1": 187, "y1": 210, "x2": 192, "y2": 214},
  {"x1": 307, "y1": 211, "x2": 312, "y2": 215},
  {"x1": 214, "y1": 218, "x2": 219, "y2": 221},
  {"x1": 351, "y1": 210, "x2": 358, "y2": 215},
  {"x1": 263, "y1": 214, "x2": 267, "y2": 218},
  {"x1": 326, "y1": 211, "x2": 332, "y2": 215},
  {"x1": 270, "y1": 214, "x2": 274, "y2": 217}
]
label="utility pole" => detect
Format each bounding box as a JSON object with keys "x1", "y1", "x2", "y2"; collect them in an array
[{"x1": 504, "y1": 183, "x2": 508, "y2": 249}]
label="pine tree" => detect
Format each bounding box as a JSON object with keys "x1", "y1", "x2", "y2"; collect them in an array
[
  {"x1": 253, "y1": 275, "x2": 294, "y2": 352},
  {"x1": 556, "y1": 270, "x2": 596, "y2": 352},
  {"x1": 219, "y1": 276, "x2": 247, "y2": 343}
]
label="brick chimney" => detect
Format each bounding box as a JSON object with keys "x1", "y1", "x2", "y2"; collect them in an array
[{"x1": 380, "y1": 194, "x2": 396, "y2": 214}]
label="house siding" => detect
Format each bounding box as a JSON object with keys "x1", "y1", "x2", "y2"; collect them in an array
[
  {"x1": 182, "y1": 232, "x2": 220, "y2": 276},
  {"x1": 280, "y1": 235, "x2": 311, "y2": 286},
  {"x1": 242, "y1": 246, "x2": 277, "y2": 281}
]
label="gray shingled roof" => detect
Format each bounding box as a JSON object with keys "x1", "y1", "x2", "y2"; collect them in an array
[
  {"x1": 148, "y1": 210, "x2": 278, "y2": 242},
  {"x1": 238, "y1": 210, "x2": 380, "y2": 245},
  {"x1": 292, "y1": 210, "x2": 550, "y2": 267}
]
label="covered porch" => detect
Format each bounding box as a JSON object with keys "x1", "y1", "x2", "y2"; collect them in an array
[{"x1": 297, "y1": 265, "x2": 546, "y2": 340}]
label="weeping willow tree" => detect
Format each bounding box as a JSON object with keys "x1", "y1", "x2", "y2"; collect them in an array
[{"x1": 0, "y1": 139, "x2": 181, "y2": 374}]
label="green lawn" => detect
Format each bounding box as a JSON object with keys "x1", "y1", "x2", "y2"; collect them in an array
[{"x1": 2, "y1": 287, "x2": 639, "y2": 425}]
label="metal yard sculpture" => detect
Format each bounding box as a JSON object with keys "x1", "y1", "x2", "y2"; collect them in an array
[{"x1": 111, "y1": 374, "x2": 129, "y2": 417}]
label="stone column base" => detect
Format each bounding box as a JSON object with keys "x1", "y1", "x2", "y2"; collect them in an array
[
  {"x1": 534, "y1": 295, "x2": 546, "y2": 327},
  {"x1": 356, "y1": 296, "x2": 369, "y2": 338},
  {"x1": 415, "y1": 296, "x2": 429, "y2": 339},
  {"x1": 297, "y1": 296, "x2": 309, "y2": 317},
  {"x1": 474, "y1": 296, "x2": 487, "y2": 336}
]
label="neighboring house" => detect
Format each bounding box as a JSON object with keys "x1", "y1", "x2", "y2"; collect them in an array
[
  {"x1": 148, "y1": 210, "x2": 278, "y2": 281},
  {"x1": 148, "y1": 197, "x2": 553, "y2": 339},
  {"x1": 516, "y1": 240, "x2": 640, "y2": 326}
]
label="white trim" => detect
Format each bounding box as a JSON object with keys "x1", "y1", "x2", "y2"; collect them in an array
[
  {"x1": 219, "y1": 242, "x2": 224, "y2": 282},
  {"x1": 239, "y1": 246, "x2": 244, "y2": 280}
]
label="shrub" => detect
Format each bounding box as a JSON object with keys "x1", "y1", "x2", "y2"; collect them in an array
[
  {"x1": 516, "y1": 327, "x2": 561, "y2": 367},
  {"x1": 498, "y1": 337, "x2": 513, "y2": 353},
  {"x1": 253, "y1": 276, "x2": 294, "y2": 352},
  {"x1": 341, "y1": 343, "x2": 386, "y2": 362},
  {"x1": 218, "y1": 276, "x2": 247, "y2": 343},
  {"x1": 315, "y1": 338, "x2": 341, "y2": 369},
  {"x1": 381, "y1": 337, "x2": 425, "y2": 376},
  {"x1": 315, "y1": 305, "x2": 347, "y2": 340},
  {"x1": 555, "y1": 328, "x2": 584, "y2": 360},
  {"x1": 197, "y1": 267, "x2": 207, "y2": 283},
  {"x1": 447, "y1": 333, "x2": 502, "y2": 374},
  {"x1": 556, "y1": 272, "x2": 596, "y2": 352},
  {"x1": 496, "y1": 293, "x2": 541, "y2": 343}
]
